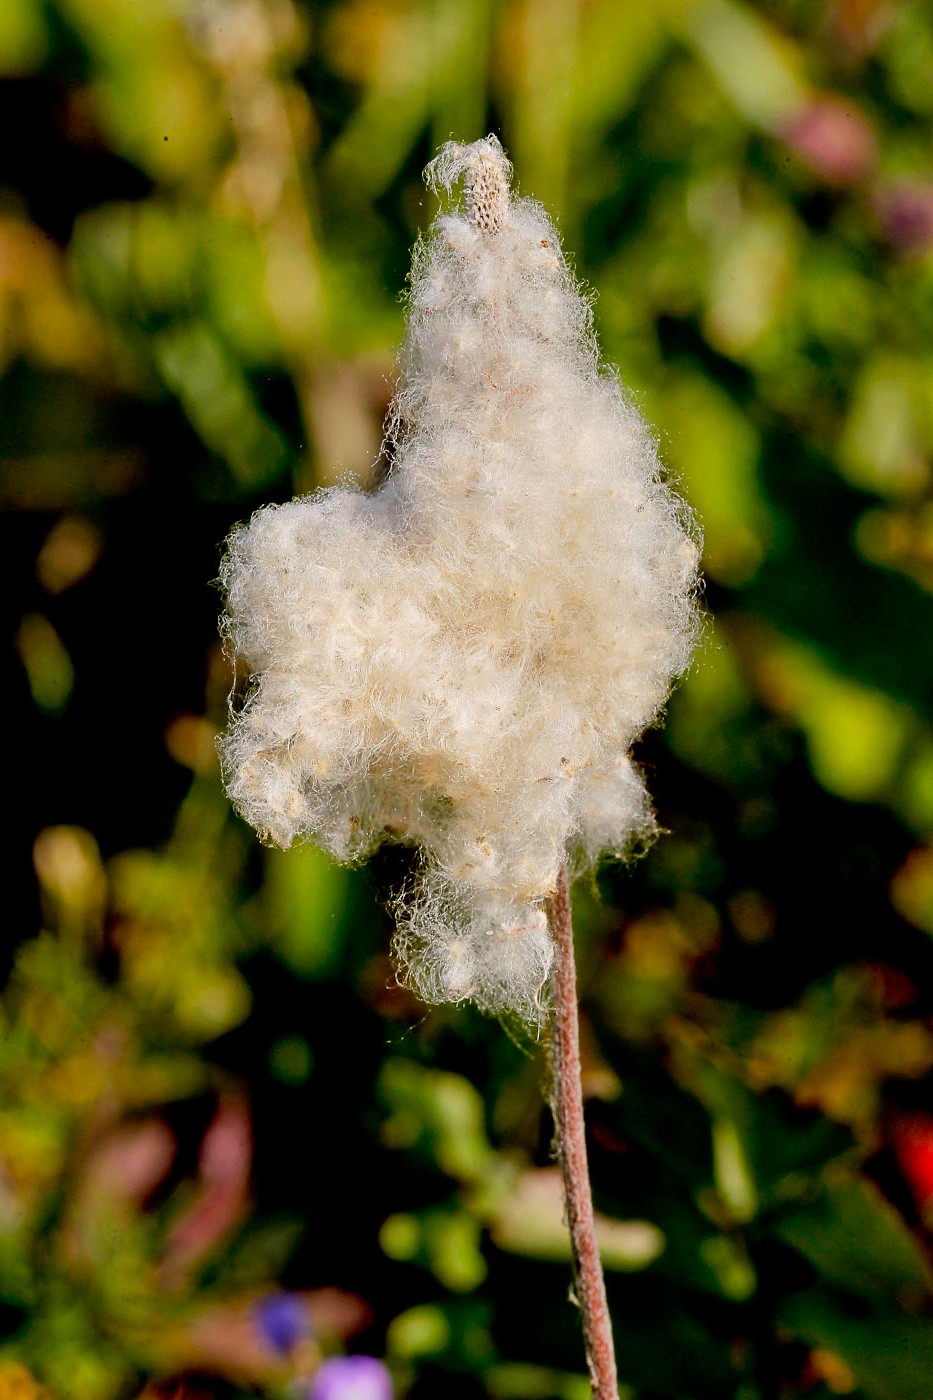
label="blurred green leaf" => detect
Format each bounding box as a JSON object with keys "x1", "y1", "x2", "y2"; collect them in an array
[
  {"x1": 387, "y1": 1299, "x2": 493, "y2": 1371},
  {"x1": 839, "y1": 354, "x2": 933, "y2": 499},
  {"x1": 680, "y1": 0, "x2": 805, "y2": 129},
  {"x1": 0, "y1": 0, "x2": 47, "y2": 74},
  {"x1": 660, "y1": 371, "x2": 768, "y2": 585},
  {"x1": 264, "y1": 844, "x2": 350, "y2": 979},
  {"x1": 780, "y1": 1288, "x2": 933, "y2": 1400},
  {"x1": 379, "y1": 1059, "x2": 495, "y2": 1185},
  {"x1": 486, "y1": 1362, "x2": 595, "y2": 1400},
  {"x1": 491, "y1": 1168, "x2": 665, "y2": 1273},
  {"x1": 153, "y1": 321, "x2": 288, "y2": 487},
  {"x1": 773, "y1": 1173, "x2": 933, "y2": 1301},
  {"x1": 381, "y1": 1205, "x2": 487, "y2": 1291},
  {"x1": 15, "y1": 616, "x2": 73, "y2": 714},
  {"x1": 595, "y1": 1032, "x2": 714, "y2": 1190}
]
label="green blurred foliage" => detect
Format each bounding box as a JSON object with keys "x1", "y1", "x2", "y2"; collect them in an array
[{"x1": 2, "y1": 0, "x2": 933, "y2": 1397}]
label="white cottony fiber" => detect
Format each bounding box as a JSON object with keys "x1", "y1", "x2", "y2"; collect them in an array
[{"x1": 219, "y1": 135, "x2": 701, "y2": 1021}]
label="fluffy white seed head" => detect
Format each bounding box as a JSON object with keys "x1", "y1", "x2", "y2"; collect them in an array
[{"x1": 219, "y1": 135, "x2": 701, "y2": 1020}]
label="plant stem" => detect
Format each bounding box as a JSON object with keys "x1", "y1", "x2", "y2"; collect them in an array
[{"x1": 547, "y1": 861, "x2": 619, "y2": 1399}]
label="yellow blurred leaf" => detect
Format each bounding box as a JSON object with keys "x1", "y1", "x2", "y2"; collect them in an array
[
  {"x1": 33, "y1": 827, "x2": 106, "y2": 946},
  {"x1": 704, "y1": 210, "x2": 797, "y2": 358},
  {"x1": 491, "y1": 1167, "x2": 665, "y2": 1270},
  {"x1": 59, "y1": 0, "x2": 224, "y2": 182},
  {"x1": 0, "y1": 218, "x2": 103, "y2": 374},
  {"x1": 678, "y1": 0, "x2": 805, "y2": 129},
  {"x1": 15, "y1": 615, "x2": 73, "y2": 714},
  {"x1": 712, "y1": 1116, "x2": 758, "y2": 1224},
  {"x1": 660, "y1": 371, "x2": 768, "y2": 584},
  {"x1": 839, "y1": 354, "x2": 932, "y2": 498},
  {"x1": 0, "y1": 450, "x2": 142, "y2": 511},
  {"x1": 35, "y1": 517, "x2": 102, "y2": 595},
  {"x1": 0, "y1": 1361, "x2": 52, "y2": 1400},
  {"x1": 891, "y1": 848, "x2": 933, "y2": 936},
  {"x1": 387, "y1": 1303, "x2": 450, "y2": 1358},
  {"x1": 857, "y1": 502, "x2": 933, "y2": 593},
  {"x1": 752, "y1": 633, "x2": 910, "y2": 803},
  {"x1": 0, "y1": 0, "x2": 47, "y2": 75}
]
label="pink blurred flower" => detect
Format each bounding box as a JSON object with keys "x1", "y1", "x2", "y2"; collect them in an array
[
  {"x1": 82, "y1": 1119, "x2": 176, "y2": 1205},
  {"x1": 781, "y1": 95, "x2": 878, "y2": 185},
  {"x1": 160, "y1": 1094, "x2": 252, "y2": 1288},
  {"x1": 308, "y1": 1356, "x2": 393, "y2": 1400},
  {"x1": 62, "y1": 1118, "x2": 176, "y2": 1269}
]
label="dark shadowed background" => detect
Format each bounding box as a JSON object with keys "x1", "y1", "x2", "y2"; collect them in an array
[{"x1": 2, "y1": 1, "x2": 933, "y2": 1397}]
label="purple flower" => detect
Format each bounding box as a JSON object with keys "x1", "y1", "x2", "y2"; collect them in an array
[
  {"x1": 254, "y1": 1292, "x2": 311, "y2": 1353},
  {"x1": 875, "y1": 182, "x2": 933, "y2": 255},
  {"x1": 308, "y1": 1355, "x2": 393, "y2": 1400}
]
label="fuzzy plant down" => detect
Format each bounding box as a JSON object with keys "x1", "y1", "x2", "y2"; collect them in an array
[{"x1": 219, "y1": 135, "x2": 701, "y2": 1021}]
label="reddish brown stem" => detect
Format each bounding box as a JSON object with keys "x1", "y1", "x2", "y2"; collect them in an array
[{"x1": 547, "y1": 861, "x2": 619, "y2": 1399}]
